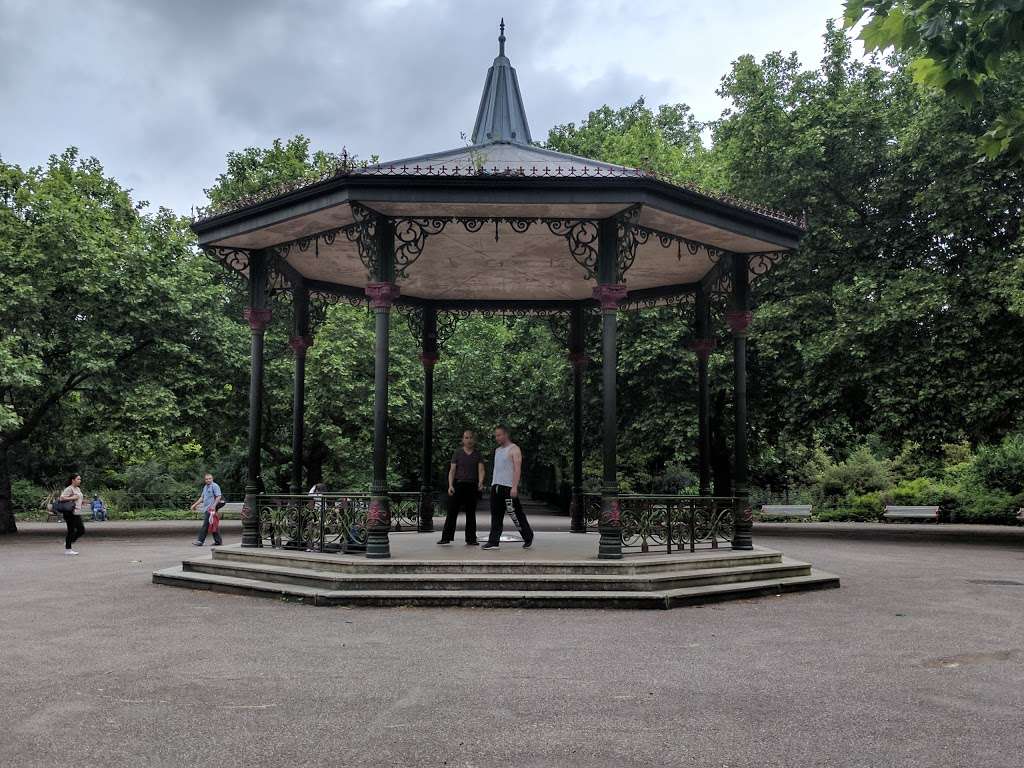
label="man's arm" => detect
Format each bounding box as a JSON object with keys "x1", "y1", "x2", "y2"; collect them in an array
[
  {"x1": 511, "y1": 446, "x2": 522, "y2": 498},
  {"x1": 477, "y1": 459, "x2": 485, "y2": 491},
  {"x1": 448, "y1": 463, "x2": 456, "y2": 495}
]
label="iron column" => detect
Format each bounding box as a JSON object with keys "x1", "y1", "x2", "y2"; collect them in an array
[
  {"x1": 419, "y1": 304, "x2": 439, "y2": 532},
  {"x1": 241, "y1": 249, "x2": 272, "y2": 548},
  {"x1": 594, "y1": 218, "x2": 625, "y2": 559},
  {"x1": 289, "y1": 283, "x2": 312, "y2": 496},
  {"x1": 568, "y1": 304, "x2": 587, "y2": 532},
  {"x1": 727, "y1": 252, "x2": 753, "y2": 550},
  {"x1": 365, "y1": 218, "x2": 397, "y2": 559},
  {"x1": 691, "y1": 287, "x2": 715, "y2": 498}
]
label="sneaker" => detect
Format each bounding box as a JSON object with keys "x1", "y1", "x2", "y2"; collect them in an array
[
  {"x1": 481, "y1": 543, "x2": 499, "y2": 550},
  {"x1": 465, "y1": 541, "x2": 479, "y2": 546},
  {"x1": 522, "y1": 539, "x2": 534, "y2": 549},
  {"x1": 436, "y1": 539, "x2": 453, "y2": 546},
  {"x1": 192, "y1": 541, "x2": 204, "y2": 547},
  {"x1": 64, "y1": 549, "x2": 79, "y2": 556}
]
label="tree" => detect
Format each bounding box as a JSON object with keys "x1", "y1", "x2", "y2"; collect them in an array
[
  {"x1": 845, "y1": 0, "x2": 1024, "y2": 158},
  {"x1": 0, "y1": 149, "x2": 241, "y2": 533}
]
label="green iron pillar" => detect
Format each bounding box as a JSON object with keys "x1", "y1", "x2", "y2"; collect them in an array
[
  {"x1": 691, "y1": 287, "x2": 715, "y2": 498},
  {"x1": 289, "y1": 282, "x2": 312, "y2": 496},
  {"x1": 241, "y1": 249, "x2": 272, "y2": 548},
  {"x1": 419, "y1": 304, "x2": 439, "y2": 532},
  {"x1": 568, "y1": 304, "x2": 587, "y2": 533},
  {"x1": 593, "y1": 219, "x2": 626, "y2": 559},
  {"x1": 727, "y1": 252, "x2": 753, "y2": 550},
  {"x1": 365, "y1": 218, "x2": 398, "y2": 559}
]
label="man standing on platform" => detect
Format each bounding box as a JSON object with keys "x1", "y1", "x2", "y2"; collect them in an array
[
  {"x1": 483, "y1": 425, "x2": 533, "y2": 550},
  {"x1": 438, "y1": 430, "x2": 485, "y2": 546}
]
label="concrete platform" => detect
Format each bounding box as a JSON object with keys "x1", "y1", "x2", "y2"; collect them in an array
[{"x1": 153, "y1": 532, "x2": 839, "y2": 609}]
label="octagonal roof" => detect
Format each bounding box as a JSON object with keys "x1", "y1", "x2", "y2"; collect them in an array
[{"x1": 193, "y1": 23, "x2": 804, "y2": 307}]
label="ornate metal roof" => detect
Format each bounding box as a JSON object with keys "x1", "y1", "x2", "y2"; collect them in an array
[{"x1": 471, "y1": 20, "x2": 532, "y2": 145}]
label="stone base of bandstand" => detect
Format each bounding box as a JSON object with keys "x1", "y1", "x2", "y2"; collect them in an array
[{"x1": 153, "y1": 532, "x2": 838, "y2": 609}]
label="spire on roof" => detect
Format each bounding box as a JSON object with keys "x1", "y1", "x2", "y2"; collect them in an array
[{"x1": 470, "y1": 20, "x2": 532, "y2": 145}]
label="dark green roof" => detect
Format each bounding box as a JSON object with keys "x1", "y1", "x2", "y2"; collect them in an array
[{"x1": 471, "y1": 20, "x2": 532, "y2": 145}]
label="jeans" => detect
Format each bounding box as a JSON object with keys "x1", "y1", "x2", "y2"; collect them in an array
[
  {"x1": 487, "y1": 485, "x2": 533, "y2": 546},
  {"x1": 91, "y1": 508, "x2": 106, "y2": 521},
  {"x1": 62, "y1": 511, "x2": 85, "y2": 549},
  {"x1": 196, "y1": 510, "x2": 223, "y2": 546},
  {"x1": 441, "y1": 482, "x2": 479, "y2": 542}
]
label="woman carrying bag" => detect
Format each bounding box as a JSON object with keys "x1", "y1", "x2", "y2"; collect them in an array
[{"x1": 56, "y1": 474, "x2": 85, "y2": 555}]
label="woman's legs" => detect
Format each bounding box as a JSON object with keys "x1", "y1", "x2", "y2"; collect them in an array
[{"x1": 62, "y1": 511, "x2": 81, "y2": 549}]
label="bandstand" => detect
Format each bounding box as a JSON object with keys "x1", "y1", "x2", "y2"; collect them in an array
[{"x1": 154, "y1": 24, "x2": 839, "y2": 607}]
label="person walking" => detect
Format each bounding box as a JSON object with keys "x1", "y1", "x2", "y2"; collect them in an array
[
  {"x1": 90, "y1": 494, "x2": 107, "y2": 521},
  {"x1": 482, "y1": 425, "x2": 533, "y2": 550},
  {"x1": 438, "y1": 430, "x2": 485, "y2": 546},
  {"x1": 191, "y1": 473, "x2": 224, "y2": 547},
  {"x1": 58, "y1": 473, "x2": 85, "y2": 555}
]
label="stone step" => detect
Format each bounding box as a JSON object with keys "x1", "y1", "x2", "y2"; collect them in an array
[
  {"x1": 152, "y1": 565, "x2": 839, "y2": 609},
  {"x1": 182, "y1": 556, "x2": 812, "y2": 592},
  {"x1": 210, "y1": 545, "x2": 782, "y2": 576}
]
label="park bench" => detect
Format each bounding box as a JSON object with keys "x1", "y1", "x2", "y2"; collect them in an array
[
  {"x1": 757, "y1": 504, "x2": 813, "y2": 520},
  {"x1": 883, "y1": 505, "x2": 939, "y2": 522}
]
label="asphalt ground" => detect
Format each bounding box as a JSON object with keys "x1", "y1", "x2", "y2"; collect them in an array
[{"x1": 1, "y1": 531, "x2": 1022, "y2": 768}]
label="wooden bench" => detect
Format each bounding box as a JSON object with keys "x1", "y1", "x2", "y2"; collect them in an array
[
  {"x1": 883, "y1": 505, "x2": 939, "y2": 522},
  {"x1": 757, "y1": 504, "x2": 813, "y2": 519}
]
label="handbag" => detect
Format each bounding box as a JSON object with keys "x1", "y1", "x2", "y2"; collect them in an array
[
  {"x1": 208, "y1": 511, "x2": 221, "y2": 534},
  {"x1": 54, "y1": 499, "x2": 75, "y2": 515}
]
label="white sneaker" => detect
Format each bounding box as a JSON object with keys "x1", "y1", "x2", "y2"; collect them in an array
[{"x1": 64, "y1": 549, "x2": 79, "y2": 556}]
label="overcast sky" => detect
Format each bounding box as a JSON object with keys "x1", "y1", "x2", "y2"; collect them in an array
[{"x1": 1, "y1": 0, "x2": 849, "y2": 214}]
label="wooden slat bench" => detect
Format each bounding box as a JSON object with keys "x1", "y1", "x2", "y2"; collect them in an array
[
  {"x1": 757, "y1": 504, "x2": 813, "y2": 519},
  {"x1": 883, "y1": 505, "x2": 939, "y2": 522}
]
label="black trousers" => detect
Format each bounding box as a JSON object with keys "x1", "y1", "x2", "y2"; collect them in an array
[
  {"x1": 62, "y1": 511, "x2": 85, "y2": 549},
  {"x1": 487, "y1": 485, "x2": 533, "y2": 545},
  {"x1": 441, "y1": 482, "x2": 479, "y2": 542}
]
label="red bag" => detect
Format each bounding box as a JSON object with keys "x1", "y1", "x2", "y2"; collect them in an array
[{"x1": 208, "y1": 510, "x2": 220, "y2": 534}]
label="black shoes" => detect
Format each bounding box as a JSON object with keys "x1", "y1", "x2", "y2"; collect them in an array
[
  {"x1": 481, "y1": 543, "x2": 499, "y2": 550},
  {"x1": 466, "y1": 540, "x2": 479, "y2": 545},
  {"x1": 523, "y1": 538, "x2": 534, "y2": 549},
  {"x1": 437, "y1": 539, "x2": 453, "y2": 545}
]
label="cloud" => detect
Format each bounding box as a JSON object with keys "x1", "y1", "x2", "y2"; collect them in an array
[{"x1": 0, "y1": 0, "x2": 845, "y2": 214}]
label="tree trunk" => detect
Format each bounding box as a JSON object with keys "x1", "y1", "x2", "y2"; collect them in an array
[{"x1": 0, "y1": 447, "x2": 17, "y2": 535}]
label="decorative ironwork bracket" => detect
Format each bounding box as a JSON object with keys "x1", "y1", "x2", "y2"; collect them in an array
[
  {"x1": 346, "y1": 203, "x2": 382, "y2": 277},
  {"x1": 748, "y1": 251, "x2": 785, "y2": 286},
  {"x1": 393, "y1": 217, "x2": 447, "y2": 278},
  {"x1": 614, "y1": 205, "x2": 643, "y2": 280}
]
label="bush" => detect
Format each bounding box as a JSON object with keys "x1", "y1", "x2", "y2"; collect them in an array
[
  {"x1": 957, "y1": 487, "x2": 1021, "y2": 524},
  {"x1": 816, "y1": 446, "x2": 892, "y2": 499},
  {"x1": 884, "y1": 478, "x2": 961, "y2": 521},
  {"x1": 11, "y1": 479, "x2": 49, "y2": 516},
  {"x1": 825, "y1": 491, "x2": 884, "y2": 522},
  {"x1": 972, "y1": 434, "x2": 1024, "y2": 495}
]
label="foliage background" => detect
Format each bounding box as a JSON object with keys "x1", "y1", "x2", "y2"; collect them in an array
[{"x1": 2, "y1": 23, "x2": 1022, "y2": 528}]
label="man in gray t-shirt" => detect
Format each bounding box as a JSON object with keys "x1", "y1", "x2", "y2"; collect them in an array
[{"x1": 438, "y1": 430, "x2": 485, "y2": 545}]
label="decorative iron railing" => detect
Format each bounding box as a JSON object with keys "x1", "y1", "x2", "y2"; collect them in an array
[
  {"x1": 582, "y1": 494, "x2": 739, "y2": 553},
  {"x1": 257, "y1": 492, "x2": 440, "y2": 553}
]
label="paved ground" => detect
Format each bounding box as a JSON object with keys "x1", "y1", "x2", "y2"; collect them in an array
[{"x1": 2, "y1": 531, "x2": 1022, "y2": 768}]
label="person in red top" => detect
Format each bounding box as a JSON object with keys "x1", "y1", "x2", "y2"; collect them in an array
[{"x1": 438, "y1": 430, "x2": 485, "y2": 545}]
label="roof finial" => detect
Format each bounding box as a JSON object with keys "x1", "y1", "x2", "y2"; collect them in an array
[{"x1": 499, "y1": 18, "x2": 506, "y2": 57}]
